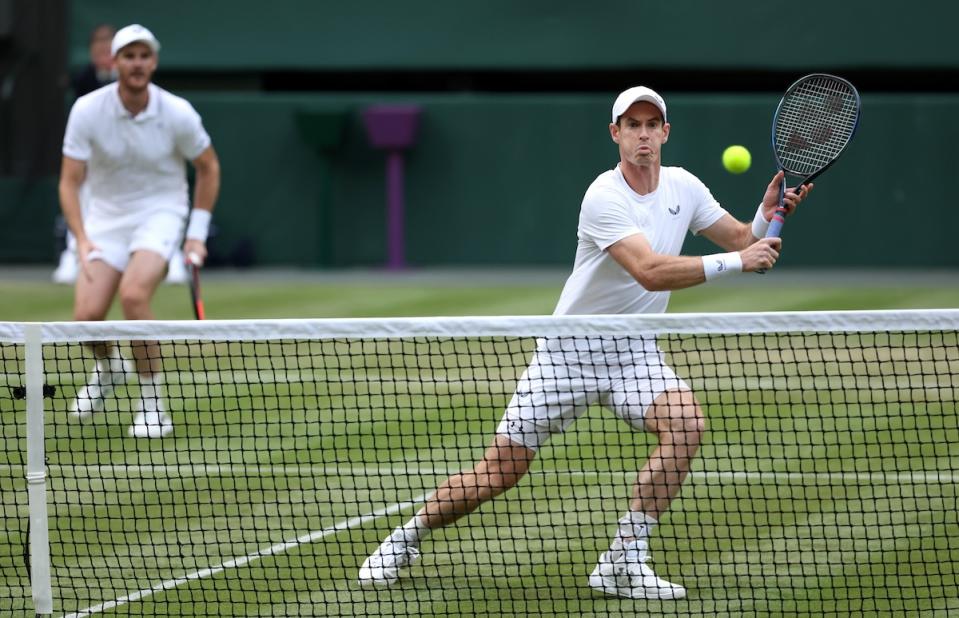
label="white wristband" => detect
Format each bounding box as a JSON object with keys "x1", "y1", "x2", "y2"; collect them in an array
[
  {"x1": 702, "y1": 251, "x2": 743, "y2": 281},
  {"x1": 751, "y1": 204, "x2": 770, "y2": 239},
  {"x1": 186, "y1": 209, "x2": 212, "y2": 241}
]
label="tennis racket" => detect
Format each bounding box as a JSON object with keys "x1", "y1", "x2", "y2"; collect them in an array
[
  {"x1": 766, "y1": 73, "x2": 861, "y2": 238},
  {"x1": 186, "y1": 252, "x2": 205, "y2": 320}
]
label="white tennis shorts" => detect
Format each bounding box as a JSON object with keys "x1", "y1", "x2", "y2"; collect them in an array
[
  {"x1": 85, "y1": 208, "x2": 185, "y2": 272},
  {"x1": 495, "y1": 336, "x2": 690, "y2": 451}
]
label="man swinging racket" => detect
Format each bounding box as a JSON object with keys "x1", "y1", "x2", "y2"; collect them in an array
[{"x1": 359, "y1": 86, "x2": 811, "y2": 599}]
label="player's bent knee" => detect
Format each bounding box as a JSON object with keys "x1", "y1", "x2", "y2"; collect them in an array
[
  {"x1": 677, "y1": 401, "x2": 706, "y2": 436},
  {"x1": 661, "y1": 409, "x2": 705, "y2": 445},
  {"x1": 649, "y1": 391, "x2": 706, "y2": 443},
  {"x1": 73, "y1": 300, "x2": 110, "y2": 322},
  {"x1": 74, "y1": 308, "x2": 106, "y2": 322},
  {"x1": 118, "y1": 286, "x2": 152, "y2": 317},
  {"x1": 475, "y1": 438, "x2": 535, "y2": 499}
]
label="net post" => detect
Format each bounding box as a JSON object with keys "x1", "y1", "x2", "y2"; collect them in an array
[{"x1": 24, "y1": 324, "x2": 52, "y2": 615}]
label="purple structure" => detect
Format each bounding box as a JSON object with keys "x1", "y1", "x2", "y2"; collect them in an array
[{"x1": 362, "y1": 105, "x2": 422, "y2": 270}]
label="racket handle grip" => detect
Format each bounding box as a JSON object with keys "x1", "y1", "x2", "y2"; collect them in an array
[
  {"x1": 765, "y1": 174, "x2": 788, "y2": 239},
  {"x1": 756, "y1": 209, "x2": 787, "y2": 274},
  {"x1": 765, "y1": 210, "x2": 786, "y2": 239}
]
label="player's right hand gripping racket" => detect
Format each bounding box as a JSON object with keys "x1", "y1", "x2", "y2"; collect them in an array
[
  {"x1": 186, "y1": 253, "x2": 205, "y2": 320},
  {"x1": 766, "y1": 73, "x2": 862, "y2": 238}
]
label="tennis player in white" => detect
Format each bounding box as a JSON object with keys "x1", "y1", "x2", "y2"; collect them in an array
[
  {"x1": 359, "y1": 86, "x2": 811, "y2": 598},
  {"x1": 59, "y1": 24, "x2": 220, "y2": 438}
]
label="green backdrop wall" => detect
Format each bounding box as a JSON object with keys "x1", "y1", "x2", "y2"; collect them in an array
[
  {"x1": 67, "y1": 1, "x2": 959, "y2": 71},
  {"x1": 2, "y1": 92, "x2": 956, "y2": 267},
  {"x1": 189, "y1": 92, "x2": 959, "y2": 269},
  {"x1": 1, "y1": 1, "x2": 955, "y2": 268}
]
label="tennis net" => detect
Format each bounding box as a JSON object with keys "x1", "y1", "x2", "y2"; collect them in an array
[{"x1": 1, "y1": 310, "x2": 957, "y2": 617}]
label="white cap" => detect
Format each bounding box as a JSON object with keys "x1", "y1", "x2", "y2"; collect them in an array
[
  {"x1": 111, "y1": 24, "x2": 160, "y2": 57},
  {"x1": 611, "y1": 86, "x2": 667, "y2": 124}
]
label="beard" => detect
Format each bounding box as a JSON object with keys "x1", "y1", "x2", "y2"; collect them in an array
[{"x1": 120, "y1": 73, "x2": 150, "y2": 94}]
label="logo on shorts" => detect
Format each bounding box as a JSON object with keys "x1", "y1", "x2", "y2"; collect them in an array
[{"x1": 668, "y1": 204, "x2": 681, "y2": 215}]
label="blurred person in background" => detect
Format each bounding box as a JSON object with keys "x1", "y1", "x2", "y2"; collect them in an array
[
  {"x1": 70, "y1": 23, "x2": 116, "y2": 97},
  {"x1": 54, "y1": 23, "x2": 189, "y2": 285},
  {"x1": 59, "y1": 24, "x2": 220, "y2": 438}
]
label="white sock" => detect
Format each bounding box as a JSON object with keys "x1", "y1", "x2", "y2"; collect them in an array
[
  {"x1": 388, "y1": 514, "x2": 431, "y2": 546},
  {"x1": 138, "y1": 373, "x2": 163, "y2": 402},
  {"x1": 614, "y1": 511, "x2": 658, "y2": 548},
  {"x1": 94, "y1": 348, "x2": 130, "y2": 382},
  {"x1": 95, "y1": 347, "x2": 120, "y2": 374}
]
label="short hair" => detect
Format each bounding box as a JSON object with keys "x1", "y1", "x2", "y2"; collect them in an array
[{"x1": 89, "y1": 24, "x2": 116, "y2": 45}]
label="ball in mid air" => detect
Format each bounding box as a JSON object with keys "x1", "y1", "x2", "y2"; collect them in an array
[{"x1": 722, "y1": 145, "x2": 751, "y2": 174}]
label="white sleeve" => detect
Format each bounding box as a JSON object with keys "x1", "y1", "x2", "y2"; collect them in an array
[
  {"x1": 688, "y1": 176, "x2": 729, "y2": 235},
  {"x1": 61, "y1": 102, "x2": 92, "y2": 161},
  {"x1": 579, "y1": 189, "x2": 645, "y2": 251},
  {"x1": 174, "y1": 103, "x2": 212, "y2": 161}
]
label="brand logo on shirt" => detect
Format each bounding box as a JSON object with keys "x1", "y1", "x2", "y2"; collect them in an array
[{"x1": 668, "y1": 204, "x2": 681, "y2": 215}]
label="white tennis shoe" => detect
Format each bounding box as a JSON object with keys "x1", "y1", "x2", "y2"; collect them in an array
[
  {"x1": 357, "y1": 539, "x2": 420, "y2": 587},
  {"x1": 165, "y1": 251, "x2": 189, "y2": 284},
  {"x1": 588, "y1": 540, "x2": 686, "y2": 600},
  {"x1": 69, "y1": 356, "x2": 134, "y2": 420},
  {"x1": 51, "y1": 248, "x2": 78, "y2": 284},
  {"x1": 128, "y1": 397, "x2": 173, "y2": 438}
]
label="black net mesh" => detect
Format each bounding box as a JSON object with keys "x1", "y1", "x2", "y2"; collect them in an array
[
  {"x1": 1, "y1": 342, "x2": 28, "y2": 616},
  {"x1": 2, "y1": 326, "x2": 958, "y2": 616}
]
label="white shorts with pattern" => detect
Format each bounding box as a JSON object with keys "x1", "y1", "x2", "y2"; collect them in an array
[{"x1": 495, "y1": 336, "x2": 691, "y2": 451}]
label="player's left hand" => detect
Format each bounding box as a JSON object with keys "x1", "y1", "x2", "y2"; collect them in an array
[
  {"x1": 182, "y1": 239, "x2": 207, "y2": 267},
  {"x1": 760, "y1": 171, "x2": 813, "y2": 220}
]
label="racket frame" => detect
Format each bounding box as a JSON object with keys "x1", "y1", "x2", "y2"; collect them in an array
[{"x1": 766, "y1": 73, "x2": 861, "y2": 238}]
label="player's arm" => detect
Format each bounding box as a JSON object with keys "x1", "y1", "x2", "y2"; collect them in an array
[
  {"x1": 607, "y1": 234, "x2": 709, "y2": 291},
  {"x1": 701, "y1": 172, "x2": 813, "y2": 252},
  {"x1": 607, "y1": 231, "x2": 782, "y2": 290},
  {"x1": 183, "y1": 145, "x2": 221, "y2": 265},
  {"x1": 58, "y1": 156, "x2": 90, "y2": 247}
]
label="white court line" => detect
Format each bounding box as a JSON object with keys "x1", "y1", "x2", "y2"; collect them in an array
[
  {"x1": 33, "y1": 463, "x2": 957, "y2": 616},
  {"x1": 60, "y1": 490, "x2": 430, "y2": 618},
  {"x1": 3, "y1": 463, "x2": 955, "y2": 485}
]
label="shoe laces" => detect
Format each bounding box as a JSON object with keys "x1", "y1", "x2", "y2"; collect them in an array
[
  {"x1": 380, "y1": 541, "x2": 418, "y2": 565},
  {"x1": 622, "y1": 541, "x2": 651, "y2": 565}
]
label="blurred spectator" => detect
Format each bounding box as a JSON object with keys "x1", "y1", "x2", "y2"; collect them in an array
[{"x1": 71, "y1": 23, "x2": 116, "y2": 97}]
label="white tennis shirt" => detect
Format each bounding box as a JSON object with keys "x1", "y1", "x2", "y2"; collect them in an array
[
  {"x1": 62, "y1": 82, "x2": 211, "y2": 220},
  {"x1": 554, "y1": 165, "x2": 727, "y2": 316}
]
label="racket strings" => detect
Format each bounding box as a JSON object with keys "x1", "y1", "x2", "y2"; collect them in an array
[{"x1": 775, "y1": 77, "x2": 859, "y2": 176}]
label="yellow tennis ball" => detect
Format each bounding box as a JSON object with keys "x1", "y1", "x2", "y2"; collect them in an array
[{"x1": 722, "y1": 145, "x2": 751, "y2": 174}]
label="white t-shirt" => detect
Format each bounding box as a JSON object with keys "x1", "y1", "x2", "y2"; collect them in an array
[
  {"x1": 554, "y1": 165, "x2": 728, "y2": 316},
  {"x1": 62, "y1": 82, "x2": 211, "y2": 220}
]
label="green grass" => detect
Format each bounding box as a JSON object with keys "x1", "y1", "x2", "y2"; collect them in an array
[
  {"x1": 1, "y1": 270, "x2": 958, "y2": 617},
  {"x1": 0, "y1": 269, "x2": 957, "y2": 321},
  {"x1": 13, "y1": 361, "x2": 958, "y2": 617},
  {"x1": 0, "y1": 278, "x2": 562, "y2": 321}
]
